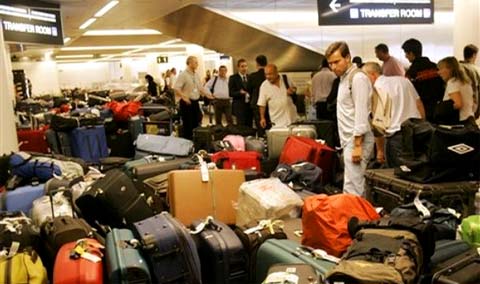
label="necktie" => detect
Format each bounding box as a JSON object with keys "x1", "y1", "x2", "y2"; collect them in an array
[{"x1": 242, "y1": 75, "x2": 247, "y2": 83}]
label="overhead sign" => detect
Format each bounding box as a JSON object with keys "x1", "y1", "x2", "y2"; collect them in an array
[
  {"x1": 157, "y1": 56, "x2": 168, "y2": 63},
  {"x1": 317, "y1": 0, "x2": 434, "y2": 25},
  {"x1": 0, "y1": 0, "x2": 64, "y2": 45}
]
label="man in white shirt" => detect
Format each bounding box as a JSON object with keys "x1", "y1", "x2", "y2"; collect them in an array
[
  {"x1": 325, "y1": 41, "x2": 374, "y2": 196},
  {"x1": 257, "y1": 64, "x2": 298, "y2": 128},
  {"x1": 312, "y1": 58, "x2": 337, "y2": 119},
  {"x1": 362, "y1": 62, "x2": 425, "y2": 168},
  {"x1": 205, "y1": 65, "x2": 233, "y2": 126}
]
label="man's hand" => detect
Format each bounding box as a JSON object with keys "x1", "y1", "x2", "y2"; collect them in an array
[
  {"x1": 286, "y1": 87, "x2": 296, "y2": 96},
  {"x1": 352, "y1": 145, "x2": 362, "y2": 164},
  {"x1": 376, "y1": 149, "x2": 385, "y2": 164},
  {"x1": 182, "y1": 96, "x2": 191, "y2": 105},
  {"x1": 206, "y1": 94, "x2": 215, "y2": 100},
  {"x1": 260, "y1": 117, "x2": 267, "y2": 128}
]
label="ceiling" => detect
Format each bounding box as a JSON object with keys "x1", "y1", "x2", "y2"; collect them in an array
[{"x1": 8, "y1": 0, "x2": 453, "y2": 65}]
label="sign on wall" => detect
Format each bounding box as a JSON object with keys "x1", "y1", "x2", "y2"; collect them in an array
[
  {"x1": 157, "y1": 56, "x2": 168, "y2": 64},
  {"x1": 317, "y1": 0, "x2": 434, "y2": 26},
  {"x1": 0, "y1": 0, "x2": 64, "y2": 45}
]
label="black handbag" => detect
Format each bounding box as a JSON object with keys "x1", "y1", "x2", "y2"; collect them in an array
[{"x1": 433, "y1": 100, "x2": 459, "y2": 125}]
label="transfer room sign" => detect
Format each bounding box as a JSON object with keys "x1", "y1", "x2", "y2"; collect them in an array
[
  {"x1": 317, "y1": 0, "x2": 434, "y2": 25},
  {"x1": 0, "y1": 0, "x2": 63, "y2": 45}
]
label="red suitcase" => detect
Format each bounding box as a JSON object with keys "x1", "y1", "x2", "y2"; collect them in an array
[
  {"x1": 17, "y1": 126, "x2": 50, "y2": 153},
  {"x1": 211, "y1": 151, "x2": 262, "y2": 171},
  {"x1": 53, "y1": 238, "x2": 103, "y2": 284},
  {"x1": 279, "y1": 136, "x2": 335, "y2": 184}
]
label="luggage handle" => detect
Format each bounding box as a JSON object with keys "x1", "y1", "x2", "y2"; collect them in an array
[
  {"x1": 48, "y1": 188, "x2": 75, "y2": 219},
  {"x1": 371, "y1": 185, "x2": 404, "y2": 203}
]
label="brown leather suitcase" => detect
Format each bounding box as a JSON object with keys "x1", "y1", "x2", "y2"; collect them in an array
[{"x1": 168, "y1": 169, "x2": 245, "y2": 225}]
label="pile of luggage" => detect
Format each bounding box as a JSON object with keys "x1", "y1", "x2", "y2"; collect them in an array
[{"x1": 3, "y1": 94, "x2": 480, "y2": 283}]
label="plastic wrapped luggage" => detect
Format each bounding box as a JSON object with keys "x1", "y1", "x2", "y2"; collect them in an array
[
  {"x1": 235, "y1": 178, "x2": 303, "y2": 227},
  {"x1": 459, "y1": 215, "x2": 480, "y2": 247},
  {"x1": 75, "y1": 169, "x2": 154, "y2": 228},
  {"x1": 255, "y1": 239, "x2": 336, "y2": 284},
  {"x1": 190, "y1": 217, "x2": 248, "y2": 284},
  {"x1": 133, "y1": 212, "x2": 202, "y2": 284},
  {"x1": 106, "y1": 229, "x2": 152, "y2": 284},
  {"x1": 135, "y1": 134, "x2": 194, "y2": 158},
  {"x1": 17, "y1": 126, "x2": 50, "y2": 154},
  {"x1": 263, "y1": 263, "x2": 320, "y2": 284},
  {"x1": 168, "y1": 169, "x2": 245, "y2": 225},
  {"x1": 267, "y1": 125, "x2": 316, "y2": 159},
  {"x1": 211, "y1": 151, "x2": 262, "y2": 170},
  {"x1": 69, "y1": 125, "x2": 109, "y2": 163},
  {"x1": 0, "y1": 183, "x2": 45, "y2": 214},
  {"x1": 31, "y1": 191, "x2": 73, "y2": 227},
  {"x1": 365, "y1": 169, "x2": 478, "y2": 217},
  {"x1": 53, "y1": 238, "x2": 104, "y2": 284}
]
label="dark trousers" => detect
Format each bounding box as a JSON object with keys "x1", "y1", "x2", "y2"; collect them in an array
[
  {"x1": 386, "y1": 131, "x2": 403, "y2": 168},
  {"x1": 232, "y1": 100, "x2": 253, "y2": 127},
  {"x1": 179, "y1": 99, "x2": 201, "y2": 140},
  {"x1": 213, "y1": 99, "x2": 233, "y2": 126},
  {"x1": 315, "y1": 101, "x2": 329, "y2": 120}
]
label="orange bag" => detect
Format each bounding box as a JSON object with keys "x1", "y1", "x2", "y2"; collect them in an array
[
  {"x1": 301, "y1": 194, "x2": 380, "y2": 257},
  {"x1": 106, "y1": 101, "x2": 141, "y2": 121}
]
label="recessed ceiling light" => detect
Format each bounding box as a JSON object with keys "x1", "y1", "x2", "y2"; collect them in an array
[
  {"x1": 63, "y1": 37, "x2": 71, "y2": 43},
  {"x1": 83, "y1": 29, "x2": 162, "y2": 36},
  {"x1": 56, "y1": 54, "x2": 95, "y2": 59},
  {"x1": 61, "y1": 39, "x2": 182, "y2": 51},
  {"x1": 94, "y1": 0, "x2": 119, "y2": 17},
  {"x1": 79, "y1": 18, "x2": 96, "y2": 29}
]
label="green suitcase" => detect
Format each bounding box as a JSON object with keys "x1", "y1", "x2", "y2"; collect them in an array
[{"x1": 255, "y1": 239, "x2": 336, "y2": 284}]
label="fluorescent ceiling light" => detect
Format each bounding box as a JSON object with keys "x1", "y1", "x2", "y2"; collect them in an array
[
  {"x1": 94, "y1": 1, "x2": 119, "y2": 17},
  {"x1": 79, "y1": 18, "x2": 96, "y2": 29},
  {"x1": 56, "y1": 54, "x2": 94, "y2": 59},
  {"x1": 83, "y1": 29, "x2": 162, "y2": 36},
  {"x1": 61, "y1": 39, "x2": 182, "y2": 51},
  {"x1": 63, "y1": 37, "x2": 71, "y2": 43}
]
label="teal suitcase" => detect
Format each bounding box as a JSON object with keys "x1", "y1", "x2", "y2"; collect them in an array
[
  {"x1": 106, "y1": 228, "x2": 151, "y2": 284},
  {"x1": 255, "y1": 239, "x2": 336, "y2": 284}
]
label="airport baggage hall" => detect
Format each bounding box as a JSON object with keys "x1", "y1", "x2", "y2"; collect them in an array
[{"x1": 0, "y1": 0, "x2": 479, "y2": 283}]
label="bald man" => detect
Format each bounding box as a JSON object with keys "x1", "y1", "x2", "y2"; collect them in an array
[{"x1": 257, "y1": 64, "x2": 298, "y2": 128}]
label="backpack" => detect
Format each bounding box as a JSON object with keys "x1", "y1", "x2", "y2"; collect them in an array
[{"x1": 370, "y1": 86, "x2": 392, "y2": 136}]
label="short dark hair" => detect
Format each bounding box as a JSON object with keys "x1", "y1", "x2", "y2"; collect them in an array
[
  {"x1": 325, "y1": 41, "x2": 350, "y2": 59},
  {"x1": 219, "y1": 65, "x2": 227, "y2": 70},
  {"x1": 256, "y1": 55, "x2": 267, "y2": 67},
  {"x1": 145, "y1": 74, "x2": 153, "y2": 82},
  {"x1": 401, "y1": 38, "x2": 422, "y2": 58},
  {"x1": 320, "y1": 58, "x2": 329, "y2": 68},
  {"x1": 352, "y1": 56, "x2": 363, "y2": 67},
  {"x1": 375, "y1": 43, "x2": 389, "y2": 53},
  {"x1": 463, "y1": 44, "x2": 479, "y2": 60},
  {"x1": 237, "y1": 58, "x2": 247, "y2": 67}
]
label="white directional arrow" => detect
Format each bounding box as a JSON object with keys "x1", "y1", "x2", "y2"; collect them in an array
[{"x1": 329, "y1": 0, "x2": 341, "y2": 12}]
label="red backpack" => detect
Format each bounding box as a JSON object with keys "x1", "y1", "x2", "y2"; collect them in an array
[{"x1": 301, "y1": 194, "x2": 380, "y2": 257}]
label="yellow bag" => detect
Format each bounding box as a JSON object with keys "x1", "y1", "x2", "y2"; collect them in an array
[{"x1": 0, "y1": 250, "x2": 48, "y2": 284}]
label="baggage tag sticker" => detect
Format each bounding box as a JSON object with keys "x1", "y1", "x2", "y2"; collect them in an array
[{"x1": 264, "y1": 272, "x2": 299, "y2": 284}]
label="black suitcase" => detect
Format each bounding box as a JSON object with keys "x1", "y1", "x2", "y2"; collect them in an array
[
  {"x1": 292, "y1": 120, "x2": 338, "y2": 148},
  {"x1": 193, "y1": 125, "x2": 226, "y2": 152},
  {"x1": 45, "y1": 129, "x2": 73, "y2": 156},
  {"x1": 75, "y1": 169, "x2": 154, "y2": 228},
  {"x1": 431, "y1": 248, "x2": 480, "y2": 284},
  {"x1": 133, "y1": 212, "x2": 202, "y2": 284},
  {"x1": 106, "y1": 129, "x2": 135, "y2": 158},
  {"x1": 191, "y1": 218, "x2": 248, "y2": 284},
  {"x1": 365, "y1": 169, "x2": 478, "y2": 217}
]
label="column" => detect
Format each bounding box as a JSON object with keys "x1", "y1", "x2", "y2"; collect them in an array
[
  {"x1": 0, "y1": 24, "x2": 19, "y2": 154},
  {"x1": 453, "y1": 0, "x2": 480, "y2": 59}
]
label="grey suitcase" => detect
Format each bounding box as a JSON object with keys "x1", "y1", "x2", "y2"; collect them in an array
[
  {"x1": 245, "y1": 136, "x2": 267, "y2": 157},
  {"x1": 267, "y1": 125, "x2": 316, "y2": 159}
]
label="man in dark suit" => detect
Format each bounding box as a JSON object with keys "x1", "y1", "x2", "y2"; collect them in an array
[
  {"x1": 229, "y1": 58, "x2": 252, "y2": 126},
  {"x1": 247, "y1": 55, "x2": 269, "y2": 135}
]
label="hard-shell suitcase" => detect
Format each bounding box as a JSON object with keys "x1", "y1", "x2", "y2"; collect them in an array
[
  {"x1": 45, "y1": 129, "x2": 73, "y2": 156},
  {"x1": 264, "y1": 263, "x2": 320, "y2": 284},
  {"x1": 69, "y1": 125, "x2": 109, "y2": 163},
  {"x1": 191, "y1": 218, "x2": 248, "y2": 284},
  {"x1": 168, "y1": 169, "x2": 245, "y2": 225},
  {"x1": 267, "y1": 125, "x2": 316, "y2": 159},
  {"x1": 431, "y1": 248, "x2": 480, "y2": 284},
  {"x1": 245, "y1": 136, "x2": 267, "y2": 157},
  {"x1": 75, "y1": 169, "x2": 154, "y2": 228},
  {"x1": 292, "y1": 120, "x2": 338, "y2": 148},
  {"x1": 365, "y1": 169, "x2": 478, "y2": 217},
  {"x1": 133, "y1": 212, "x2": 202, "y2": 284},
  {"x1": 53, "y1": 238, "x2": 103, "y2": 284},
  {"x1": 0, "y1": 183, "x2": 44, "y2": 214},
  {"x1": 255, "y1": 239, "x2": 336, "y2": 284},
  {"x1": 17, "y1": 127, "x2": 50, "y2": 154},
  {"x1": 106, "y1": 228, "x2": 151, "y2": 284}
]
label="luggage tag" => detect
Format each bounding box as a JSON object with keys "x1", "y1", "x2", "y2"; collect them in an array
[
  {"x1": 263, "y1": 272, "x2": 299, "y2": 284},
  {"x1": 243, "y1": 220, "x2": 284, "y2": 235},
  {"x1": 296, "y1": 246, "x2": 340, "y2": 264},
  {"x1": 190, "y1": 216, "x2": 214, "y2": 234},
  {"x1": 413, "y1": 191, "x2": 431, "y2": 219},
  {"x1": 70, "y1": 239, "x2": 104, "y2": 263}
]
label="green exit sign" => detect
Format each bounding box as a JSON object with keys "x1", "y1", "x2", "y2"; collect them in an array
[{"x1": 157, "y1": 56, "x2": 168, "y2": 63}]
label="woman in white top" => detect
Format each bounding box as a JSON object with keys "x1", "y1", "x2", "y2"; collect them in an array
[{"x1": 437, "y1": 56, "x2": 474, "y2": 122}]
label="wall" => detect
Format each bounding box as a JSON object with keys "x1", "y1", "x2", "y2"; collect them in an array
[{"x1": 12, "y1": 61, "x2": 61, "y2": 96}]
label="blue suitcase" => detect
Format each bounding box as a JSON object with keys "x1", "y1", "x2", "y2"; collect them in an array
[
  {"x1": 69, "y1": 125, "x2": 108, "y2": 163},
  {"x1": 106, "y1": 228, "x2": 151, "y2": 284},
  {"x1": 0, "y1": 183, "x2": 44, "y2": 214},
  {"x1": 133, "y1": 212, "x2": 202, "y2": 284}
]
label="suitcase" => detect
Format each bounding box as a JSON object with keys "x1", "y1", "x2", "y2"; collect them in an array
[
  {"x1": 69, "y1": 125, "x2": 109, "y2": 163},
  {"x1": 459, "y1": 215, "x2": 480, "y2": 247},
  {"x1": 255, "y1": 239, "x2": 336, "y2": 284},
  {"x1": 53, "y1": 238, "x2": 103, "y2": 284},
  {"x1": 133, "y1": 212, "x2": 202, "y2": 284},
  {"x1": 292, "y1": 120, "x2": 338, "y2": 148},
  {"x1": 431, "y1": 248, "x2": 480, "y2": 284},
  {"x1": 0, "y1": 249, "x2": 48, "y2": 284},
  {"x1": 17, "y1": 127, "x2": 50, "y2": 154},
  {"x1": 106, "y1": 129, "x2": 135, "y2": 158},
  {"x1": 31, "y1": 192, "x2": 73, "y2": 227},
  {"x1": 0, "y1": 183, "x2": 44, "y2": 214},
  {"x1": 223, "y1": 135, "x2": 246, "y2": 151},
  {"x1": 168, "y1": 169, "x2": 245, "y2": 225},
  {"x1": 193, "y1": 125, "x2": 227, "y2": 152},
  {"x1": 106, "y1": 228, "x2": 151, "y2": 284},
  {"x1": 245, "y1": 136, "x2": 267, "y2": 157},
  {"x1": 0, "y1": 211, "x2": 41, "y2": 252},
  {"x1": 365, "y1": 169, "x2": 478, "y2": 217},
  {"x1": 191, "y1": 218, "x2": 248, "y2": 284},
  {"x1": 267, "y1": 125, "x2": 316, "y2": 159},
  {"x1": 211, "y1": 151, "x2": 262, "y2": 171},
  {"x1": 135, "y1": 134, "x2": 194, "y2": 159},
  {"x1": 127, "y1": 157, "x2": 191, "y2": 182},
  {"x1": 75, "y1": 169, "x2": 154, "y2": 228},
  {"x1": 45, "y1": 129, "x2": 73, "y2": 156},
  {"x1": 128, "y1": 116, "x2": 144, "y2": 143},
  {"x1": 263, "y1": 263, "x2": 320, "y2": 284}
]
